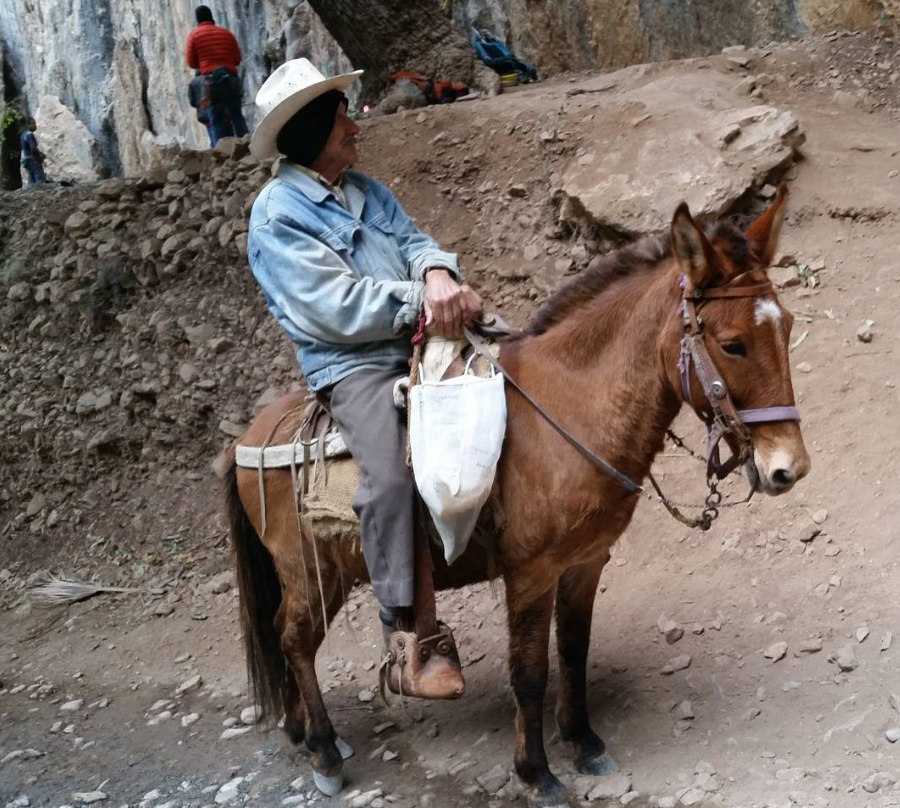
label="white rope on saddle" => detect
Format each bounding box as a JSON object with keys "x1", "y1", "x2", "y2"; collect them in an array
[{"x1": 236, "y1": 429, "x2": 349, "y2": 470}]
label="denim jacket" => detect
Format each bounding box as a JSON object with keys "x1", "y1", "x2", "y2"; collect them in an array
[{"x1": 248, "y1": 163, "x2": 461, "y2": 391}]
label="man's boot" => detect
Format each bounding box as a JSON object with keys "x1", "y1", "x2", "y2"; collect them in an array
[{"x1": 380, "y1": 608, "x2": 465, "y2": 700}]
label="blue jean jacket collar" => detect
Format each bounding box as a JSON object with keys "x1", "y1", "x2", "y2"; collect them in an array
[
  {"x1": 277, "y1": 161, "x2": 333, "y2": 204},
  {"x1": 278, "y1": 161, "x2": 367, "y2": 218}
]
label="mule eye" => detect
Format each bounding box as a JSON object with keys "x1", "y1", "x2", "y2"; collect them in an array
[{"x1": 721, "y1": 340, "x2": 747, "y2": 358}]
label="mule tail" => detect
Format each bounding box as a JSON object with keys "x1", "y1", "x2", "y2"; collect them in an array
[{"x1": 226, "y1": 454, "x2": 289, "y2": 722}]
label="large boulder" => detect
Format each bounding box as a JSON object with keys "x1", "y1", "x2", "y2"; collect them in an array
[
  {"x1": 560, "y1": 69, "x2": 805, "y2": 235},
  {"x1": 34, "y1": 95, "x2": 104, "y2": 182}
]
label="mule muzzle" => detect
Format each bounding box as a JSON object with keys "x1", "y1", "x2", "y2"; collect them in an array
[{"x1": 750, "y1": 442, "x2": 811, "y2": 496}]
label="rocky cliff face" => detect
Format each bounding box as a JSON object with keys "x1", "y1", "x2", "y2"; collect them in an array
[
  {"x1": 0, "y1": 0, "x2": 350, "y2": 180},
  {"x1": 0, "y1": 0, "x2": 896, "y2": 182},
  {"x1": 452, "y1": 0, "x2": 899, "y2": 74}
]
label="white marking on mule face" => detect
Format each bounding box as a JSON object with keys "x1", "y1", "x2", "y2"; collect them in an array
[
  {"x1": 755, "y1": 299, "x2": 782, "y2": 326},
  {"x1": 754, "y1": 447, "x2": 797, "y2": 494}
]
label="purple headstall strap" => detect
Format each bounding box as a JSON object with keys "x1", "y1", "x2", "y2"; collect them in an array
[
  {"x1": 678, "y1": 337, "x2": 693, "y2": 405},
  {"x1": 706, "y1": 406, "x2": 801, "y2": 465}
]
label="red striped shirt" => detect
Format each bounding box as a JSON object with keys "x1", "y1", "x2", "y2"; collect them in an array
[{"x1": 185, "y1": 22, "x2": 242, "y2": 75}]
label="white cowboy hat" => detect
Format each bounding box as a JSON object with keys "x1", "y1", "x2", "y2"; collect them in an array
[{"x1": 250, "y1": 58, "x2": 363, "y2": 160}]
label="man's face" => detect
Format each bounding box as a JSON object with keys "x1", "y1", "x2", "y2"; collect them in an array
[
  {"x1": 320, "y1": 104, "x2": 360, "y2": 170},
  {"x1": 28, "y1": 120, "x2": 36, "y2": 132}
]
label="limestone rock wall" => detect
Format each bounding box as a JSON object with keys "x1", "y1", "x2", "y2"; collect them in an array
[{"x1": 0, "y1": 0, "x2": 350, "y2": 180}]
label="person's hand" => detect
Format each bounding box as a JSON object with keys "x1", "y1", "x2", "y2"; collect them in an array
[
  {"x1": 459, "y1": 285, "x2": 483, "y2": 326},
  {"x1": 423, "y1": 269, "x2": 483, "y2": 337}
]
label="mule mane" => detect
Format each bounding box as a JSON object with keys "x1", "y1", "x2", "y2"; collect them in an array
[{"x1": 527, "y1": 221, "x2": 751, "y2": 336}]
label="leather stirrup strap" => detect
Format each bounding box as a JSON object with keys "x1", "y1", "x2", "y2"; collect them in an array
[{"x1": 412, "y1": 500, "x2": 438, "y2": 639}]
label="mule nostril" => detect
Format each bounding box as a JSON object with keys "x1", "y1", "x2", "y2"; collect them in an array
[{"x1": 771, "y1": 468, "x2": 795, "y2": 489}]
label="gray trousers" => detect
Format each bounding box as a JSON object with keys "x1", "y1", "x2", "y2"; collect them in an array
[{"x1": 327, "y1": 368, "x2": 414, "y2": 607}]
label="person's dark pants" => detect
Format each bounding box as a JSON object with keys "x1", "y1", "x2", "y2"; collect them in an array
[
  {"x1": 208, "y1": 99, "x2": 249, "y2": 146},
  {"x1": 23, "y1": 157, "x2": 46, "y2": 185},
  {"x1": 327, "y1": 368, "x2": 415, "y2": 608}
]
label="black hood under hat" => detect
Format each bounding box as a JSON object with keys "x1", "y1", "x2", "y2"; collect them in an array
[{"x1": 276, "y1": 90, "x2": 347, "y2": 167}]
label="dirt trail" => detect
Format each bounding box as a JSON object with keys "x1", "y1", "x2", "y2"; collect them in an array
[{"x1": 3, "y1": 31, "x2": 900, "y2": 808}]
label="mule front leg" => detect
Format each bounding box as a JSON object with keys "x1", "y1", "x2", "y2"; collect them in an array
[
  {"x1": 506, "y1": 572, "x2": 569, "y2": 807},
  {"x1": 555, "y1": 558, "x2": 617, "y2": 776}
]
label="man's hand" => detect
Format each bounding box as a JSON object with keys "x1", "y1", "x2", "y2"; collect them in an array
[{"x1": 423, "y1": 269, "x2": 483, "y2": 338}]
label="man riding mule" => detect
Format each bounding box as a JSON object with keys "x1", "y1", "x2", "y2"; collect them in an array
[
  {"x1": 230, "y1": 61, "x2": 810, "y2": 808},
  {"x1": 245, "y1": 59, "x2": 483, "y2": 702}
]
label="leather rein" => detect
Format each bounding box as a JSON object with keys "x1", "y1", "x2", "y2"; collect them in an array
[{"x1": 465, "y1": 272, "x2": 801, "y2": 531}]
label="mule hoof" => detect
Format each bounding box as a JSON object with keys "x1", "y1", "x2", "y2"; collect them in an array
[
  {"x1": 312, "y1": 770, "x2": 343, "y2": 796},
  {"x1": 527, "y1": 798, "x2": 572, "y2": 808},
  {"x1": 335, "y1": 736, "x2": 354, "y2": 760},
  {"x1": 579, "y1": 751, "x2": 619, "y2": 777},
  {"x1": 526, "y1": 777, "x2": 571, "y2": 808}
]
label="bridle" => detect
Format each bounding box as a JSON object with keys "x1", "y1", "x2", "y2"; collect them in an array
[
  {"x1": 464, "y1": 269, "x2": 801, "y2": 532},
  {"x1": 677, "y1": 272, "x2": 801, "y2": 482}
]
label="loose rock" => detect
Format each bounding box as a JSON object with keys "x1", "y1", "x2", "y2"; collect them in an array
[
  {"x1": 203, "y1": 571, "x2": 234, "y2": 595},
  {"x1": 661, "y1": 654, "x2": 692, "y2": 675},
  {"x1": 214, "y1": 777, "x2": 245, "y2": 804},
  {"x1": 72, "y1": 792, "x2": 107, "y2": 805},
  {"x1": 678, "y1": 787, "x2": 706, "y2": 806},
  {"x1": 830, "y1": 644, "x2": 858, "y2": 672},
  {"x1": 477, "y1": 764, "x2": 510, "y2": 795},
  {"x1": 798, "y1": 637, "x2": 823, "y2": 655},
  {"x1": 240, "y1": 705, "x2": 260, "y2": 725},
  {"x1": 675, "y1": 700, "x2": 695, "y2": 720},
  {"x1": 175, "y1": 674, "x2": 202, "y2": 696},
  {"x1": 657, "y1": 614, "x2": 685, "y2": 644},
  {"x1": 861, "y1": 772, "x2": 897, "y2": 793},
  {"x1": 764, "y1": 641, "x2": 788, "y2": 662},
  {"x1": 348, "y1": 789, "x2": 384, "y2": 808},
  {"x1": 220, "y1": 726, "x2": 252, "y2": 740},
  {"x1": 586, "y1": 773, "x2": 632, "y2": 801},
  {"x1": 59, "y1": 699, "x2": 84, "y2": 712}
]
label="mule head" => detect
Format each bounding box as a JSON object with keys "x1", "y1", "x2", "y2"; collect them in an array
[{"x1": 668, "y1": 185, "x2": 811, "y2": 495}]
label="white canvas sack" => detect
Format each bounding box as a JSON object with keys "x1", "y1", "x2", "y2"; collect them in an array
[{"x1": 409, "y1": 357, "x2": 506, "y2": 564}]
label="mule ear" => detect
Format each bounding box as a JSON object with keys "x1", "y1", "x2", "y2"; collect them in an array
[
  {"x1": 745, "y1": 183, "x2": 788, "y2": 267},
  {"x1": 671, "y1": 202, "x2": 718, "y2": 289}
]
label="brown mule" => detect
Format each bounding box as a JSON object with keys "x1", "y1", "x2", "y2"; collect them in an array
[{"x1": 227, "y1": 189, "x2": 810, "y2": 806}]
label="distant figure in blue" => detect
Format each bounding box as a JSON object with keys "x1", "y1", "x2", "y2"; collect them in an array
[{"x1": 20, "y1": 117, "x2": 47, "y2": 186}]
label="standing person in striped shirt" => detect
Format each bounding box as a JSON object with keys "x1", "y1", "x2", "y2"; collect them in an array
[{"x1": 185, "y1": 5, "x2": 250, "y2": 146}]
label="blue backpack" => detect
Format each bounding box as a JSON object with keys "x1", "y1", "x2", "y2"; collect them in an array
[{"x1": 471, "y1": 29, "x2": 537, "y2": 82}]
